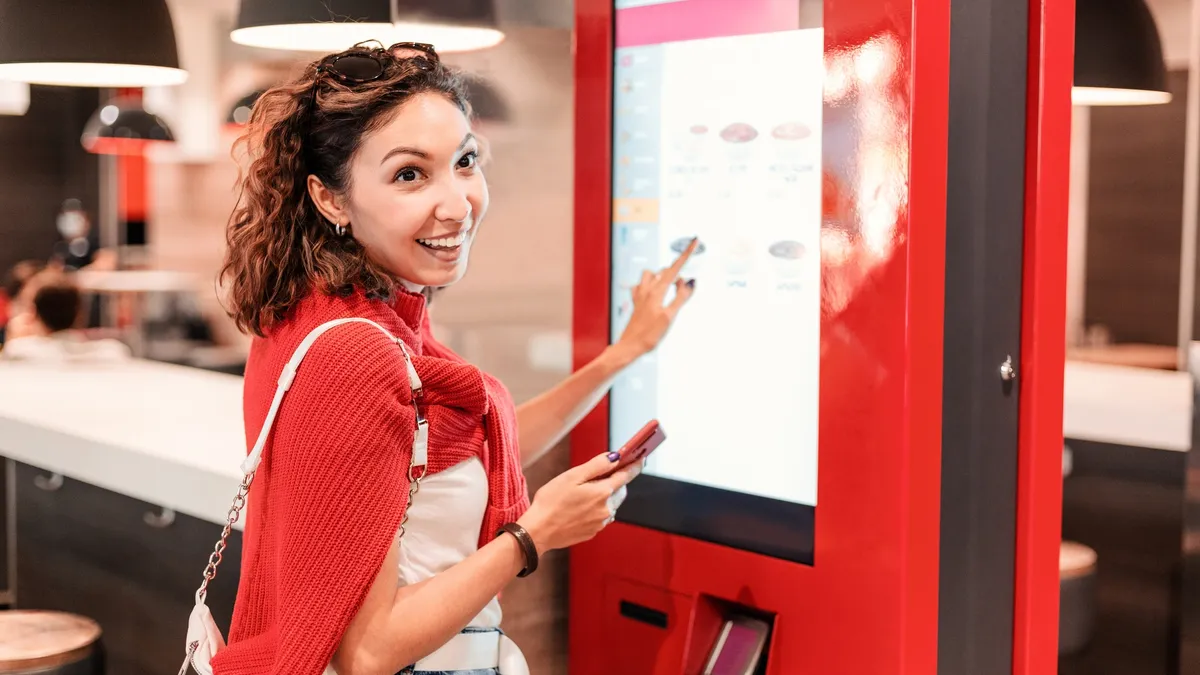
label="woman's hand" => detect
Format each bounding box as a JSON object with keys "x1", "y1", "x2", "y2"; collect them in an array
[
  {"x1": 517, "y1": 451, "x2": 643, "y2": 552},
  {"x1": 614, "y1": 237, "x2": 699, "y2": 360}
]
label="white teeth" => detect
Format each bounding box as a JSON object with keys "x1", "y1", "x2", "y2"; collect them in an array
[{"x1": 418, "y1": 230, "x2": 469, "y2": 248}]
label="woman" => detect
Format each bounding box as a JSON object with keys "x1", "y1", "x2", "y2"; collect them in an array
[{"x1": 212, "y1": 42, "x2": 695, "y2": 675}]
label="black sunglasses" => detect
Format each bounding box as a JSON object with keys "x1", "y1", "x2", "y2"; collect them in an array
[
  {"x1": 316, "y1": 41, "x2": 440, "y2": 85},
  {"x1": 303, "y1": 41, "x2": 440, "y2": 134}
]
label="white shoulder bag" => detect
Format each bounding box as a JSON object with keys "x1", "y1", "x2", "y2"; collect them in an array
[{"x1": 178, "y1": 318, "x2": 428, "y2": 675}]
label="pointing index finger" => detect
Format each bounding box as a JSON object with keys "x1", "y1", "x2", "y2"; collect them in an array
[{"x1": 662, "y1": 237, "x2": 698, "y2": 285}]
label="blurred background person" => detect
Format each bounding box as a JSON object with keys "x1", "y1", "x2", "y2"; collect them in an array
[
  {"x1": 0, "y1": 259, "x2": 46, "y2": 346},
  {"x1": 1, "y1": 269, "x2": 130, "y2": 363},
  {"x1": 50, "y1": 198, "x2": 115, "y2": 272}
]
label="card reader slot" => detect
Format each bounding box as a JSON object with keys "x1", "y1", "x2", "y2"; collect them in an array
[{"x1": 618, "y1": 599, "x2": 669, "y2": 629}]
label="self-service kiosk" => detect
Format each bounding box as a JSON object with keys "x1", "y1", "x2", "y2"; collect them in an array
[{"x1": 569, "y1": 0, "x2": 1072, "y2": 673}]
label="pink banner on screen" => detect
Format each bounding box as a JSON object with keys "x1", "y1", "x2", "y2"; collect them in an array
[{"x1": 615, "y1": 0, "x2": 801, "y2": 47}]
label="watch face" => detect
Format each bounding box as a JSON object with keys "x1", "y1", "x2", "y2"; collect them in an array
[{"x1": 705, "y1": 618, "x2": 771, "y2": 675}]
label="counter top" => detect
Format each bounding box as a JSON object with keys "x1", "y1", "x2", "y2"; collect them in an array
[
  {"x1": 1063, "y1": 360, "x2": 1192, "y2": 452},
  {"x1": 0, "y1": 359, "x2": 248, "y2": 528},
  {"x1": 0, "y1": 356, "x2": 1192, "y2": 530}
]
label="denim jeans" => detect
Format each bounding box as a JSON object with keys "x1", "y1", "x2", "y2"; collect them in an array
[{"x1": 397, "y1": 628, "x2": 502, "y2": 675}]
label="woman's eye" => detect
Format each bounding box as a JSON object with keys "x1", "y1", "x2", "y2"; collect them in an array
[
  {"x1": 395, "y1": 167, "x2": 422, "y2": 183},
  {"x1": 458, "y1": 151, "x2": 478, "y2": 169}
]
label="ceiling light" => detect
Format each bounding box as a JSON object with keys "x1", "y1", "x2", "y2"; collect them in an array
[
  {"x1": 231, "y1": 0, "x2": 504, "y2": 53},
  {"x1": 0, "y1": 0, "x2": 187, "y2": 87},
  {"x1": 1073, "y1": 0, "x2": 1170, "y2": 106},
  {"x1": 81, "y1": 98, "x2": 175, "y2": 155}
]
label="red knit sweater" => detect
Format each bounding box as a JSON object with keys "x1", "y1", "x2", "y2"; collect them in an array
[{"x1": 211, "y1": 288, "x2": 530, "y2": 675}]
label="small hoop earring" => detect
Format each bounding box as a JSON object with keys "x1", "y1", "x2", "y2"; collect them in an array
[{"x1": 334, "y1": 221, "x2": 347, "y2": 237}]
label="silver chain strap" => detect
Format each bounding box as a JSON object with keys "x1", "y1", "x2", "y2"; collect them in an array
[
  {"x1": 194, "y1": 471, "x2": 254, "y2": 603},
  {"x1": 399, "y1": 463, "x2": 428, "y2": 539}
]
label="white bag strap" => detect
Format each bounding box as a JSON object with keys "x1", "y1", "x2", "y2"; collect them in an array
[
  {"x1": 193, "y1": 318, "x2": 425, "y2": 604},
  {"x1": 242, "y1": 317, "x2": 425, "y2": 474},
  {"x1": 180, "y1": 318, "x2": 428, "y2": 675}
]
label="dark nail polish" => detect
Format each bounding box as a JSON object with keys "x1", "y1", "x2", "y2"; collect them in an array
[
  {"x1": 685, "y1": 278, "x2": 696, "y2": 289},
  {"x1": 607, "y1": 452, "x2": 621, "y2": 462}
]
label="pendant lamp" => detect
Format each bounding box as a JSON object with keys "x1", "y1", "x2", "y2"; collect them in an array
[
  {"x1": 231, "y1": 0, "x2": 504, "y2": 53},
  {"x1": 1073, "y1": 0, "x2": 1171, "y2": 106},
  {"x1": 81, "y1": 98, "x2": 175, "y2": 155},
  {"x1": 227, "y1": 90, "x2": 266, "y2": 126},
  {"x1": 0, "y1": 0, "x2": 186, "y2": 88}
]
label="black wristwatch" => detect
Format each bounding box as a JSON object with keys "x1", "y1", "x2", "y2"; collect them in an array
[{"x1": 497, "y1": 522, "x2": 539, "y2": 577}]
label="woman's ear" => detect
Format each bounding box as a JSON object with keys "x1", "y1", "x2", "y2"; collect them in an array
[{"x1": 307, "y1": 175, "x2": 347, "y2": 227}]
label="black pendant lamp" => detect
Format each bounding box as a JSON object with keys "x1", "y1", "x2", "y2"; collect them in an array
[
  {"x1": 1073, "y1": 0, "x2": 1171, "y2": 106},
  {"x1": 391, "y1": 0, "x2": 505, "y2": 53},
  {"x1": 0, "y1": 0, "x2": 186, "y2": 87},
  {"x1": 81, "y1": 98, "x2": 175, "y2": 155},
  {"x1": 227, "y1": 90, "x2": 266, "y2": 126},
  {"x1": 232, "y1": 0, "x2": 503, "y2": 53}
]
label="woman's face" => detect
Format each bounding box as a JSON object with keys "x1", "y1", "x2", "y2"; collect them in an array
[{"x1": 340, "y1": 92, "x2": 487, "y2": 288}]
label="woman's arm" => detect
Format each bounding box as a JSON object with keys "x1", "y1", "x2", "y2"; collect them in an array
[
  {"x1": 516, "y1": 344, "x2": 639, "y2": 466},
  {"x1": 333, "y1": 532, "x2": 524, "y2": 675},
  {"x1": 332, "y1": 452, "x2": 645, "y2": 675},
  {"x1": 517, "y1": 238, "x2": 699, "y2": 466}
]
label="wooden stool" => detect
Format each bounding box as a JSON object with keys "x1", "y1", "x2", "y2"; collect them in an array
[
  {"x1": 0, "y1": 611, "x2": 102, "y2": 674},
  {"x1": 1059, "y1": 541, "x2": 1098, "y2": 655}
]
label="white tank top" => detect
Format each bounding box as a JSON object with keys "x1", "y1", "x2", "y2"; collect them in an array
[
  {"x1": 322, "y1": 457, "x2": 500, "y2": 675},
  {"x1": 397, "y1": 456, "x2": 503, "y2": 627}
]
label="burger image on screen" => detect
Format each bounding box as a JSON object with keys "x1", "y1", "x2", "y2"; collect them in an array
[
  {"x1": 719, "y1": 122, "x2": 759, "y2": 165},
  {"x1": 720, "y1": 123, "x2": 758, "y2": 143},
  {"x1": 769, "y1": 120, "x2": 815, "y2": 167},
  {"x1": 771, "y1": 122, "x2": 812, "y2": 141},
  {"x1": 768, "y1": 240, "x2": 807, "y2": 279}
]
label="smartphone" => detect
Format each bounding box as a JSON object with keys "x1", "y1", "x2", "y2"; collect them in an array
[{"x1": 608, "y1": 419, "x2": 666, "y2": 473}]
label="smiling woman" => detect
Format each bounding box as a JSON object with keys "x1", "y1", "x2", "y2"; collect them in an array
[{"x1": 206, "y1": 41, "x2": 696, "y2": 675}]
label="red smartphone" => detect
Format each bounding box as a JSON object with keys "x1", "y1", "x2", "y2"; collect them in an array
[{"x1": 608, "y1": 419, "x2": 666, "y2": 473}]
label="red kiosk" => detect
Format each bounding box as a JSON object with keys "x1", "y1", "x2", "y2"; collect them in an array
[{"x1": 569, "y1": 0, "x2": 1072, "y2": 673}]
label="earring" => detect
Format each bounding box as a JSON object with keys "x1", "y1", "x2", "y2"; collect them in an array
[{"x1": 334, "y1": 220, "x2": 347, "y2": 237}]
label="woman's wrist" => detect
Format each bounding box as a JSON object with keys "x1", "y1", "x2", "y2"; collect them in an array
[
  {"x1": 515, "y1": 511, "x2": 548, "y2": 554},
  {"x1": 497, "y1": 522, "x2": 540, "y2": 577},
  {"x1": 496, "y1": 526, "x2": 528, "y2": 578}
]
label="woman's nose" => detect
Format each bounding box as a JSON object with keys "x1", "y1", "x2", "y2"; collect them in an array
[{"x1": 434, "y1": 185, "x2": 472, "y2": 224}]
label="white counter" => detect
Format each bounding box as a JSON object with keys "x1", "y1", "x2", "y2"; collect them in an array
[
  {"x1": 0, "y1": 359, "x2": 248, "y2": 528},
  {"x1": 0, "y1": 356, "x2": 1192, "y2": 530},
  {"x1": 1063, "y1": 360, "x2": 1193, "y2": 452}
]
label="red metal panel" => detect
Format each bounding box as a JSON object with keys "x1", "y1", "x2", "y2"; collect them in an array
[
  {"x1": 1012, "y1": 0, "x2": 1074, "y2": 671},
  {"x1": 570, "y1": 0, "x2": 951, "y2": 671}
]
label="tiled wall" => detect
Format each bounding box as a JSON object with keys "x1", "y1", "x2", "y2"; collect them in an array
[{"x1": 146, "y1": 28, "x2": 575, "y2": 672}]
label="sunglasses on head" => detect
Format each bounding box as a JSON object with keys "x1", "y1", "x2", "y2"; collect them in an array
[
  {"x1": 303, "y1": 41, "x2": 440, "y2": 135},
  {"x1": 315, "y1": 41, "x2": 440, "y2": 85}
]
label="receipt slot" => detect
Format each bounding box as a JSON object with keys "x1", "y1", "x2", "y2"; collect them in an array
[{"x1": 570, "y1": 0, "x2": 1072, "y2": 673}]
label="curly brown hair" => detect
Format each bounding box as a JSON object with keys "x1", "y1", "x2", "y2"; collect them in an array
[{"x1": 220, "y1": 47, "x2": 470, "y2": 337}]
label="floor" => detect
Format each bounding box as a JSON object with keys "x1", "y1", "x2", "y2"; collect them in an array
[{"x1": 1058, "y1": 442, "x2": 1185, "y2": 675}]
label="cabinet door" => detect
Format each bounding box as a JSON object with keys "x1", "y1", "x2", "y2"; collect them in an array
[{"x1": 15, "y1": 463, "x2": 242, "y2": 675}]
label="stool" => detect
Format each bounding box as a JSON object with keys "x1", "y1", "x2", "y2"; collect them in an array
[
  {"x1": 0, "y1": 610, "x2": 102, "y2": 674},
  {"x1": 1059, "y1": 541, "x2": 1098, "y2": 655}
]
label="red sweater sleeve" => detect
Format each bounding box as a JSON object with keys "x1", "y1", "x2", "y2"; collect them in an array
[{"x1": 215, "y1": 324, "x2": 414, "y2": 675}]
